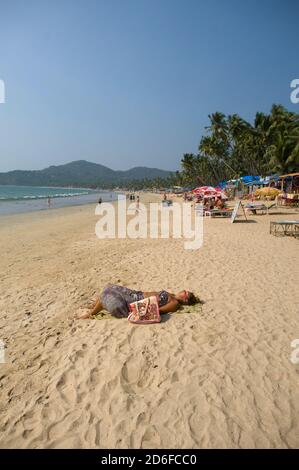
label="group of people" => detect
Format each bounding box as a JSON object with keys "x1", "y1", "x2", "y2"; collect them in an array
[
  {"x1": 127, "y1": 193, "x2": 140, "y2": 211},
  {"x1": 202, "y1": 196, "x2": 225, "y2": 211},
  {"x1": 183, "y1": 192, "x2": 226, "y2": 211},
  {"x1": 183, "y1": 192, "x2": 193, "y2": 202}
]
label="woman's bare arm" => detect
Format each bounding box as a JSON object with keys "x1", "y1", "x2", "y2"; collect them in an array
[
  {"x1": 142, "y1": 291, "x2": 178, "y2": 314},
  {"x1": 159, "y1": 298, "x2": 179, "y2": 314},
  {"x1": 143, "y1": 291, "x2": 159, "y2": 297}
]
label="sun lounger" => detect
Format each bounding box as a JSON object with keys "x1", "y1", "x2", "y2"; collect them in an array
[
  {"x1": 245, "y1": 203, "x2": 268, "y2": 215},
  {"x1": 266, "y1": 203, "x2": 276, "y2": 212},
  {"x1": 197, "y1": 206, "x2": 233, "y2": 218},
  {"x1": 210, "y1": 209, "x2": 233, "y2": 218},
  {"x1": 270, "y1": 220, "x2": 299, "y2": 238}
]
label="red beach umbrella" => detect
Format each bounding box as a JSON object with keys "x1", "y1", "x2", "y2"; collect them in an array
[{"x1": 192, "y1": 186, "x2": 218, "y2": 195}]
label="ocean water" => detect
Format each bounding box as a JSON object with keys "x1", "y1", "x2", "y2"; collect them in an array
[{"x1": 0, "y1": 185, "x2": 117, "y2": 215}]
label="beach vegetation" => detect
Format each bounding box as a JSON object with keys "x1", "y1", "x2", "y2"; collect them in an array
[{"x1": 180, "y1": 104, "x2": 299, "y2": 186}]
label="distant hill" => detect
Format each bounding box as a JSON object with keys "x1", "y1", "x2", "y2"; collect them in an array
[{"x1": 0, "y1": 160, "x2": 174, "y2": 188}]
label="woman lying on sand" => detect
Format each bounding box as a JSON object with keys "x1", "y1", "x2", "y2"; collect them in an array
[{"x1": 78, "y1": 284, "x2": 198, "y2": 319}]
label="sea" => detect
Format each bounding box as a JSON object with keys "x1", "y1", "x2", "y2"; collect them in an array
[{"x1": 0, "y1": 185, "x2": 118, "y2": 215}]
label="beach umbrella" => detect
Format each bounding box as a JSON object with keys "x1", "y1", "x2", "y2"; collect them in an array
[
  {"x1": 193, "y1": 186, "x2": 228, "y2": 199},
  {"x1": 207, "y1": 187, "x2": 227, "y2": 198},
  {"x1": 215, "y1": 187, "x2": 225, "y2": 195},
  {"x1": 254, "y1": 187, "x2": 281, "y2": 197},
  {"x1": 192, "y1": 186, "x2": 218, "y2": 195},
  {"x1": 216, "y1": 191, "x2": 228, "y2": 199}
]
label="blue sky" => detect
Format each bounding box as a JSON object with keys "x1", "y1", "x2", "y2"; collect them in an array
[{"x1": 0, "y1": 0, "x2": 298, "y2": 172}]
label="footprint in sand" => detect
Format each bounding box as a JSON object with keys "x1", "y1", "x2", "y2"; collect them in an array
[
  {"x1": 141, "y1": 426, "x2": 161, "y2": 448},
  {"x1": 55, "y1": 370, "x2": 78, "y2": 406}
]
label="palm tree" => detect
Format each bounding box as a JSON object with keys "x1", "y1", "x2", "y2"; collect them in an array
[
  {"x1": 181, "y1": 153, "x2": 197, "y2": 184},
  {"x1": 179, "y1": 104, "x2": 299, "y2": 186}
]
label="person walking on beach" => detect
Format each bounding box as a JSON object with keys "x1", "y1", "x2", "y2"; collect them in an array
[
  {"x1": 47, "y1": 196, "x2": 51, "y2": 209},
  {"x1": 136, "y1": 195, "x2": 140, "y2": 213},
  {"x1": 77, "y1": 284, "x2": 198, "y2": 319}
]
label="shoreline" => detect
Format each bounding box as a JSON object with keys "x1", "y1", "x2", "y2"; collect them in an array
[
  {"x1": 0, "y1": 191, "x2": 164, "y2": 224},
  {"x1": 0, "y1": 190, "x2": 121, "y2": 217}
]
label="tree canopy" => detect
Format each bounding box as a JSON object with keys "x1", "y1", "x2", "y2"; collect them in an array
[{"x1": 180, "y1": 104, "x2": 299, "y2": 187}]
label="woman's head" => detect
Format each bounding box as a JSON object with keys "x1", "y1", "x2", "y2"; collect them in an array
[{"x1": 176, "y1": 290, "x2": 198, "y2": 305}]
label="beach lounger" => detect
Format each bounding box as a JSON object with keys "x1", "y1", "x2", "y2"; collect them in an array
[
  {"x1": 210, "y1": 209, "x2": 233, "y2": 218},
  {"x1": 266, "y1": 203, "x2": 276, "y2": 213},
  {"x1": 270, "y1": 220, "x2": 299, "y2": 238},
  {"x1": 245, "y1": 203, "x2": 268, "y2": 215}
]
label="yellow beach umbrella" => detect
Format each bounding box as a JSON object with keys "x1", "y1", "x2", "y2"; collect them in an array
[{"x1": 254, "y1": 187, "x2": 281, "y2": 197}]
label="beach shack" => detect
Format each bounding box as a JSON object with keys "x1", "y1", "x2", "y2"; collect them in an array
[
  {"x1": 279, "y1": 173, "x2": 299, "y2": 193},
  {"x1": 277, "y1": 173, "x2": 299, "y2": 206}
]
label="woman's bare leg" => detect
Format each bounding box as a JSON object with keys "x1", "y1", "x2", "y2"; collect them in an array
[
  {"x1": 77, "y1": 298, "x2": 104, "y2": 319},
  {"x1": 89, "y1": 299, "x2": 103, "y2": 316}
]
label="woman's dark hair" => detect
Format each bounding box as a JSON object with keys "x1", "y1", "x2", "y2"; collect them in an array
[{"x1": 188, "y1": 292, "x2": 199, "y2": 305}]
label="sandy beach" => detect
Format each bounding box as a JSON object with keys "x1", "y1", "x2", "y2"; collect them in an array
[{"x1": 0, "y1": 193, "x2": 299, "y2": 449}]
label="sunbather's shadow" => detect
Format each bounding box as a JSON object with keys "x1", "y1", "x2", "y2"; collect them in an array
[
  {"x1": 161, "y1": 299, "x2": 205, "y2": 322},
  {"x1": 160, "y1": 313, "x2": 171, "y2": 323}
]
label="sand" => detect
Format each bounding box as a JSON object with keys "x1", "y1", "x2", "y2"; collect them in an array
[{"x1": 0, "y1": 194, "x2": 299, "y2": 448}]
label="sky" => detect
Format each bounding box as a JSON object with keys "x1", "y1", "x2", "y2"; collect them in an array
[{"x1": 0, "y1": 0, "x2": 298, "y2": 172}]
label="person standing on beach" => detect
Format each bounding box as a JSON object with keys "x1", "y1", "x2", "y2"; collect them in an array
[
  {"x1": 136, "y1": 195, "x2": 140, "y2": 213},
  {"x1": 47, "y1": 196, "x2": 51, "y2": 209}
]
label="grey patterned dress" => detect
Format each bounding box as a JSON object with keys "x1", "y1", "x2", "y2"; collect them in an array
[{"x1": 100, "y1": 284, "x2": 169, "y2": 318}]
